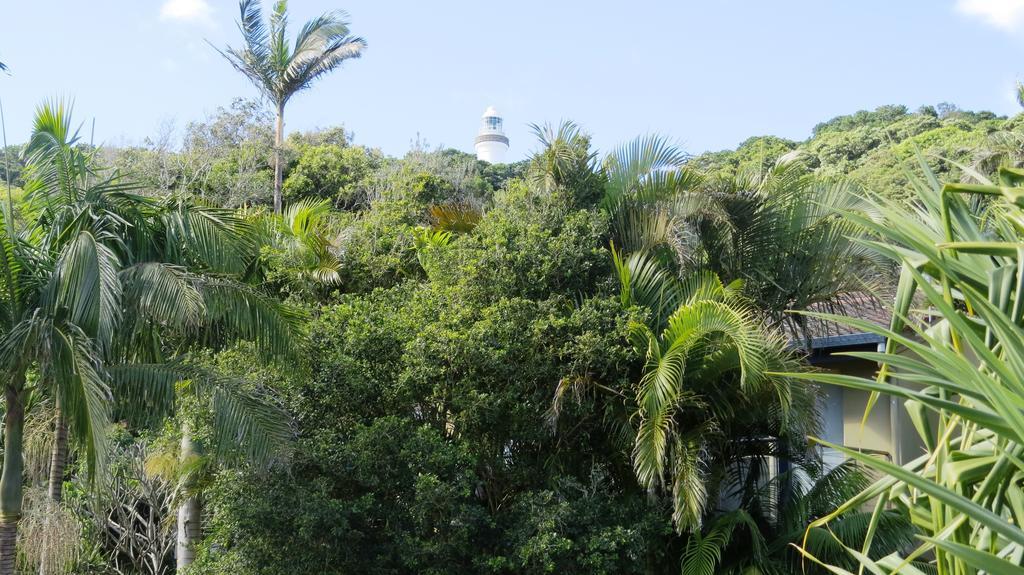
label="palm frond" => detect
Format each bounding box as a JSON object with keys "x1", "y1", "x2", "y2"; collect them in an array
[
  {"x1": 44, "y1": 230, "x2": 123, "y2": 351},
  {"x1": 0, "y1": 314, "x2": 111, "y2": 480},
  {"x1": 120, "y1": 262, "x2": 206, "y2": 332},
  {"x1": 197, "y1": 278, "x2": 303, "y2": 360}
]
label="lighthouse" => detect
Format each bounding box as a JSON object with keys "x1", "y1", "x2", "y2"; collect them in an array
[{"x1": 474, "y1": 106, "x2": 509, "y2": 163}]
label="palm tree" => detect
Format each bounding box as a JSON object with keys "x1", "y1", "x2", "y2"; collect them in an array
[
  {"x1": 214, "y1": 0, "x2": 366, "y2": 214},
  {"x1": 0, "y1": 101, "x2": 120, "y2": 575},
  {"x1": 602, "y1": 143, "x2": 885, "y2": 347},
  {"x1": 8, "y1": 101, "x2": 300, "y2": 574},
  {"x1": 679, "y1": 461, "x2": 917, "y2": 575},
  {"x1": 247, "y1": 197, "x2": 342, "y2": 298},
  {"x1": 545, "y1": 132, "x2": 819, "y2": 533},
  {"x1": 102, "y1": 198, "x2": 300, "y2": 573},
  {"x1": 527, "y1": 121, "x2": 604, "y2": 205},
  {"x1": 614, "y1": 251, "x2": 808, "y2": 530}
]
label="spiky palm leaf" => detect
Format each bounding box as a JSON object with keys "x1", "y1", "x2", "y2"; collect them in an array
[
  {"x1": 609, "y1": 144, "x2": 884, "y2": 346},
  {"x1": 602, "y1": 134, "x2": 710, "y2": 255},
  {"x1": 527, "y1": 121, "x2": 603, "y2": 199},
  {"x1": 783, "y1": 160, "x2": 1024, "y2": 573},
  {"x1": 109, "y1": 360, "x2": 291, "y2": 467},
  {"x1": 272, "y1": 197, "x2": 341, "y2": 285},
  {"x1": 429, "y1": 203, "x2": 482, "y2": 234}
]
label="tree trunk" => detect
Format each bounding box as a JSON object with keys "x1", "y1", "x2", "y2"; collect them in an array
[
  {"x1": 175, "y1": 428, "x2": 201, "y2": 572},
  {"x1": 273, "y1": 102, "x2": 285, "y2": 215},
  {"x1": 39, "y1": 400, "x2": 67, "y2": 575},
  {"x1": 47, "y1": 400, "x2": 67, "y2": 503},
  {"x1": 0, "y1": 381, "x2": 26, "y2": 575}
]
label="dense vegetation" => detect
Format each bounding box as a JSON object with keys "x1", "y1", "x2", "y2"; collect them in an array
[
  {"x1": 3, "y1": 3, "x2": 1024, "y2": 574},
  {"x1": 0, "y1": 90, "x2": 1018, "y2": 574},
  {"x1": 694, "y1": 103, "x2": 1017, "y2": 200}
]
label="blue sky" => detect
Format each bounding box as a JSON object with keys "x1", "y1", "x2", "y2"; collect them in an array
[{"x1": 1, "y1": 1, "x2": 1023, "y2": 160}]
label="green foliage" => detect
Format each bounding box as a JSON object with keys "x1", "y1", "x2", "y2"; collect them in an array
[
  {"x1": 679, "y1": 461, "x2": 917, "y2": 574},
  {"x1": 787, "y1": 161, "x2": 1024, "y2": 572},
  {"x1": 286, "y1": 125, "x2": 351, "y2": 149},
  {"x1": 35, "y1": 94, "x2": 1024, "y2": 575},
  {"x1": 194, "y1": 143, "x2": 679, "y2": 571},
  {"x1": 197, "y1": 279, "x2": 668, "y2": 573},
  {"x1": 249, "y1": 198, "x2": 343, "y2": 300},
  {"x1": 282, "y1": 144, "x2": 382, "y2": 207},
  {"x1": 0, "y1": 145, "x2": 26, "y2": 189},
  {"x1": 528, "y1": 121, "x2": 605, "y2": 207},
  {"x1": 424, "y1": 197, "x2": 610, "y2": 301},
  {"x1": 325, "y1": 145, "x2": 516, "y2": 293},
  {"x1": 692, "y1": 135, "x2": 797, "y2": 183},
  {"x1": 108, "y1": 98, "x2": 275, "y2": 207},
  {"x1": 214, "y1": 0, "x2": 367, "y2": 212},
  {"x1": 214, "y1": 0, "x2": 366, "y2": 109},
  {"x1": 694, "y1": 104, "x2": 1015, "y2": 200}
]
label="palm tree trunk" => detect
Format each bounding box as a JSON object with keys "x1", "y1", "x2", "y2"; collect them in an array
[
  {"x1": 47, "y1": 399, "x2": 67, "y2": 503},
  {"x1": 0, "y1": 380, "x2": 26, "y2": 575},
  {"x1": 273, "y1": 102, "x2": 285, "y2": 215},
  {"x1": 176, "y1": 427, "x2": 201, "y2": 572}
]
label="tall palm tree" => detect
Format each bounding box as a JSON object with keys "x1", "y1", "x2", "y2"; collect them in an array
[
  {"x1": 0, "y1": 101, "x2": 120, "y2": 575},
  {"x1": 8, "y1": 101, "x2": 300, "y2": 574},
  {"x1": 214, "y1": 0, "x2": 366, "y2": 214}
]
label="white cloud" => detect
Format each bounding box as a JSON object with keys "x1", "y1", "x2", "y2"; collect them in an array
[
  {"x1": 160, "y1": 0, "x2": 214, "y2": 25},
  {"x1": 956, "y1": 0, "x2": 1024, "y2": 31}
]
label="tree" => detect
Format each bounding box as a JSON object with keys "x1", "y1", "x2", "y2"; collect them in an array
[
  {"x1": 214, "y1": 0, "x2": 366, "y2": 214},
  {"x1": 99, "y1": 195, "x2": 301, "y2": 572},
  {"x1": 603, "y1": 138, "x2": 885, "y2": 347},
  {"x1": 551, "y1": 134, "x2": 823, "y2": 536},
  {"x1": 0, "y1": 100, "x2": 121, "y2": 575},
  {"x1": 2, "y1": 101, "x2": 300, "y2": 575},
  {"x1": 190, "y1": 129, "x2": 672, "y2": 574},
  {"x1": 249, "y1": 197, "x2": 343, "y2": 300},
  {"x1": 282, "y1": 144, "x2": 381, "y2": 208},
  {"x1": 692, "y1": 153, "x2": 887, "y2": 345},
  {"x1": 601, "y1": 251, "x2": 808, "y2": 531}
]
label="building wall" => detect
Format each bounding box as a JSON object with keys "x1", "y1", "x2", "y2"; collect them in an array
[
  {"x1": 817, "y1": 354, "x2": 927, "y2": 466},
  {"x1": 475, "y1": 140, "x2": 507, "y2": 163}
]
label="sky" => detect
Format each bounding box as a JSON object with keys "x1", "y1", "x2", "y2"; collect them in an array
[{"x1": 1, "y1": 0, "x2": 1024, "y2": 161}]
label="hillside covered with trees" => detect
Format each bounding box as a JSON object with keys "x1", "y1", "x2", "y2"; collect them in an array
[{"x1": 694, "y1": 102, "x2": 1019, "y2": 198}]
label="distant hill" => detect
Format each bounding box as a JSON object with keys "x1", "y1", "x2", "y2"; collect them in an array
[{"x1": 691, "y1": 104, "x2": 1024, "y2": 198}]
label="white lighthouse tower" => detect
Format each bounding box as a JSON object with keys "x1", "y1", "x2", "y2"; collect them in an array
[{"x1": 474, "y1": 106, "x2": 509, "y2": 163}]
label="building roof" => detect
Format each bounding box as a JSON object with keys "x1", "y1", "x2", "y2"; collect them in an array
[{"x1": 791, "y1": 292, "x2": 892, "y2": 351}]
